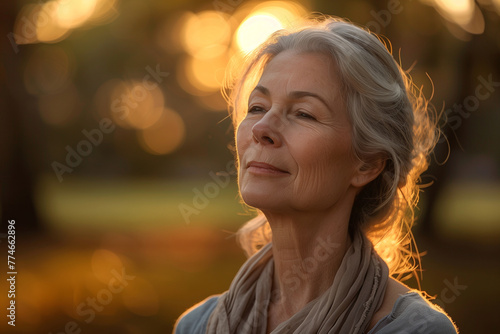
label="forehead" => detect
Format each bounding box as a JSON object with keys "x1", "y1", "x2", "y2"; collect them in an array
[{"x1": 256, "y1": 50, "x2": 341, "y2": 98}]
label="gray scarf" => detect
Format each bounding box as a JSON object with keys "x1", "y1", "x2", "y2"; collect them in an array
[{"x1": 206, "y1": 231, "x2": 389, "y2": 333}]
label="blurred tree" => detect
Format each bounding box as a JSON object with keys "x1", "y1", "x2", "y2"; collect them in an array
[{"x1": 0, "y1": 1, "x2": 43, "y2": 234}]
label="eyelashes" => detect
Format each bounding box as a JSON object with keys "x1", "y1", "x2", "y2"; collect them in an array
[
  {"x1": 248, "y1": 106, "x2": 317, "y2": 121},
  {"x1": 248, "y1": 106, "x2": 266, "y2": 113},
  {"x1": 296, "y1": 112, "x2": 316, "y2": 121}
]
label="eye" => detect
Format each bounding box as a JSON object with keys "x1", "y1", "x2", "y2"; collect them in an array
[
  {"x1": 297, "y1": 111, "x2": 316, "y2": 120},
  {"x1": 248, "y1": 106, "x2": 266, "y2": 113}
]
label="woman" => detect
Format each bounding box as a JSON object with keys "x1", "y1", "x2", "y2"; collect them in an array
[{"x1": 175, "y1": 17, "x2": 458, "y2": 333}]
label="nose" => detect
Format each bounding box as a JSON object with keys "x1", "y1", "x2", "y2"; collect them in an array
[{"x1": 251, "y1": 111, "x2": 282, "y2": 146}]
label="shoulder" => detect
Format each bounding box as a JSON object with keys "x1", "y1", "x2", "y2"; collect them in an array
[
  {"x1": 370, "y1": 277, "x2": 412, "y2": 327},
  {"x1": 173, "y1": 295, "x2": 220, "y2": 334},
  {"x1": 369, "y1": 290, "x2": 458, "y2": 334}
]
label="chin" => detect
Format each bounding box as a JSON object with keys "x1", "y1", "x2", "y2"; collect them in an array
[{"x1": 240, "y1": 188, "x2": 283, "y2": 211}]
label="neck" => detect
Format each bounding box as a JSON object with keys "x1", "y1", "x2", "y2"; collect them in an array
[{"x1": 264, "y1": 208, "x2": 352, "y2": 319}]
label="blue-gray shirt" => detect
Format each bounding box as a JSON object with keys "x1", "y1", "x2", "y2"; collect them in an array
[{"x1": 174, "y1": 292, "x2": 457, "y2": 333}]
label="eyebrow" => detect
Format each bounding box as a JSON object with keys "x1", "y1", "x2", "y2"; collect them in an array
[{"x1": 251, "y1": 85, "x2": 332, "y2": 110}]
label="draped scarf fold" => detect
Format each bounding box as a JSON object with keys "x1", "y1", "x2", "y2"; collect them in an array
[{"x1": 207, "y1": 231, "x2": 389, "y2": 334}]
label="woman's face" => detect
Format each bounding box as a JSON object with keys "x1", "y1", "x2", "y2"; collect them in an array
[{"x1": 237, "y1": 50, "x2": 364, "y2": 214}]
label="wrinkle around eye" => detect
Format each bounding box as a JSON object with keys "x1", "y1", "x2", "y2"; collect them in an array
[{"x1": 248, "y1": 105, "x2": 267, "y2": 113}]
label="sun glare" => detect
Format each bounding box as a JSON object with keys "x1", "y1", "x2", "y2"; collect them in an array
[{"x1": 235, "y1": 14, "x2": 283, "y2": 53}]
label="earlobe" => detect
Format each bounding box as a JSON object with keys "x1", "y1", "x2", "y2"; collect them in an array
[{"x1": 352, "y1": 158, "x2": 386, "y2": 188}]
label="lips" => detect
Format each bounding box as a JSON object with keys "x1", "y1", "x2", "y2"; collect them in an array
[{"x1": 247, "y1": 161, "x2": 289, "y2": 174}]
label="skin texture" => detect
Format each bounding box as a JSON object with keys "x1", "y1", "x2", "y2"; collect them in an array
[{"x1": 236, "y1": 50, "x2": 405, "y2": 333}]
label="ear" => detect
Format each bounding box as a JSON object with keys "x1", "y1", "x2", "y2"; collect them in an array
[{"x1": 351, "y1": 157, "x2": 386, "y2": 188}]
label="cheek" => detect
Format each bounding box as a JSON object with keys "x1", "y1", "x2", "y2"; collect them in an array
[
  {"x1": 292, "y1": 156, "x2": 332, "y2": 197},
  {"x1": 236, "y1": 122, "x2": 252, "y2": 183},
  {"x1": 291, "y1": 137, "x2": 354, "y2": 202},
  {"x1": 235, "y1": 124, "x2": 248, "y2": 164},
  {"x1": 236, "y1": 121, "x2": 252, "y2": 152}
]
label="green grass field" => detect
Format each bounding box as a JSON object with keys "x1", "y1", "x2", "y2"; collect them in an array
[{"x1": 36, "y1": 174, "x2": 250, "y2": 232}]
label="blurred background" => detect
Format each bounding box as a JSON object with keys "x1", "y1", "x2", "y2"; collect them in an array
[{"x1": 1, "y1": 0, "x2": 499, "y2": 333}]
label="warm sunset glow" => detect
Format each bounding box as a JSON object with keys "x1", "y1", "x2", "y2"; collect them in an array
[
  {"x1": 180, "y1": 11, "x2": 231, "y2": 57},
  {"x1": 180, "y1": 53, "x2": 229, "y2": 94},
  {"x1": 16, "y1": 271, "x2": 54, "y2": 326},
  {"x1": 138, "y1": 109, "x2": 186, "y2": 155},
  {"x1": 250, "y1": 1, "x2": 307, "y2": 26},
  {"x1": 87, "y1": 0, "x2": 119, "y2": 24},
  {"x1": 36, "y1": 1, "x2": 72, "y2": 43},
  {"x1": 13, "y1": 5, "x2": 42, "y2": 45},
  {"x1": 122, "y1": 81, "x2": 165, "y2": 130},
  {"x1": 13, "y1": 0, "x2": 119, "y2": 45},
  {"x1": 174, "y1": 1, "x2": 307, "y2": 102},
  {"x1": 233, "y1": 1, "x2": 307, "y2": 53},
  {"x1": 91, "y1": 249, "x2": 124, "y2": 284},
  {"x1": 236, "y1": 14, "x2": 283, "y2": 53},
  {"x1": 431, "y1": 0, "x2": 485, "y2": 34},
  {"x1": 107, "y1": 80, "x2": 165, "y2": 130},
  {"x1": 494, "y1": 0, "x2": 500, "y2": 14},
  {"x1": 54, "y1": 0, "x2": 98, "y2": 29}
]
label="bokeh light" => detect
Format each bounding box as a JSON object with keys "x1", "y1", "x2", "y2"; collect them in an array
[
  {"x1": 36, "y1": 1, "x2": 73, "y2": 43},
  {"x1": 13, "y1": 0, "x2": 120, "y2": 45},
  {"x1": 104, "y1": 80, "x2": 166, "y2": 130},
  {"x1": 138, "y1": 108, "x2": 186, "y2": 155},
  {"x1": 235, "y1": 14, "x2": 283, "y2": 53},
  {"x1": 170, "y1": 1, "x2": 307, "y2": 112},
  {"x1": 234, "y1": 1, "x2": 307, "y2": 53},
  {"x1": 180, "y1": 11, "x2": 231, "y2": 58},
  {"x1": 87, "y1": 0, "x2": 120, "y2": 24},
  {"x1": 121, "y1": 81, "x2": 165, "y2": 130},
  {"x1": 494, "y1": 0, "x2": 500, "y2": 14},
  {"x1": 174, "y1": 0, "x2": 307, "y2": 104},
  {"x1": 54, "y1": 0, "x2": 98, "y2": 29},
  {"x1": 6, "y1": 0, "x2": 500, "y2": 333},
  {"x1": 434, "y1": 0, "x2": 474, "y2": 25},
  {"x1": 176, "y1": 10, "x2": 233, "y2": 98},
  {"x1": 181, "y1": 54, "x2": 229, "y2": 94},
  {"x1": 13, "y1": 4, "x2": 44, "y2": 45},
  {"x1": 431, "y1": 0, "x2": 485, "y2": 34}
]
